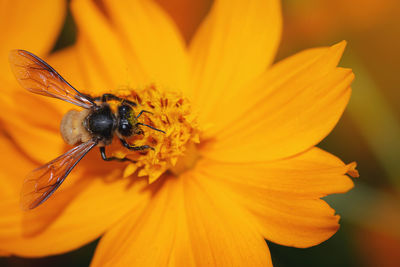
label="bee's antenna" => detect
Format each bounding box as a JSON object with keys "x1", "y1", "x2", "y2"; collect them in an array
[
  {"x1": 136, "y1": 110, "x2": 153, "y2": 119},
  {"x1": 137, "y1": 122, "x2": 165, "y2": 133}
]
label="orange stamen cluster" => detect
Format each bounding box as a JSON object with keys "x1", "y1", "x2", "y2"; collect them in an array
[{"x1": 111, "y1": 85, "x2": 200, "y2": 183}]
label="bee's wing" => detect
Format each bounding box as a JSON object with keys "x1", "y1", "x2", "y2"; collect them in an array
[
  {"x1": 9, "y1": 49, "x2": 95, "y2": 109},
  {"x1": 21, "y1": 140, "x2": 98, "y2": 210}
]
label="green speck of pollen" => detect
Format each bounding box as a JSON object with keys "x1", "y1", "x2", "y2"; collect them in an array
[{"x1": 128, "y1": 109, "x2": 136, "y2": 124}]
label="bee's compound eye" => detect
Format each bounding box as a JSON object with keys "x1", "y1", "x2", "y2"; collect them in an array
[
  {"x1": 119, "y1": 122, "x2": 133, "y2": 136},
  {"x1": 118, "y1": 105, "x2": 132, "y2": 115}
]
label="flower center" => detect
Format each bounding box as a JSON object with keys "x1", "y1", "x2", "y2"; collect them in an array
[{"x1": 111, "y1": 85, "x2": 200, "y2": 183}]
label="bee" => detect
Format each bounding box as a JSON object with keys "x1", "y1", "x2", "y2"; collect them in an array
[{"x1": 9, "y1": 50, "x2": 165, "y2": 210}]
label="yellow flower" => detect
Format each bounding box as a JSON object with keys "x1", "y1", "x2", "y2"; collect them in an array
[{"x1": 0, "y1": 0, "x2": 358, "y2": 265}]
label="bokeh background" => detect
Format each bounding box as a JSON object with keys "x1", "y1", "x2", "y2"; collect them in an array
[{"x1": 1, "y1": 0, "x2": 400, "y2": 266}]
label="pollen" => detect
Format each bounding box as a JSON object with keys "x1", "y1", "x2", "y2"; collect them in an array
[{"x1": 113, "y1": 85, "x2": 200, "y2": 183}]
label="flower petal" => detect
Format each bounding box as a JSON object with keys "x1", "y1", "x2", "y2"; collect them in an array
[
  {"x1": 0, "y1": 135, "x2": 151, "y2": 256},
  {"x1": 71, "y1": 0, "x2": 143, "y2": 93},
  {"x1": 92, "y1": 172, "x2": 272, "y2": 267},
  {"x1": 189, "y1": 0, "x2": 281, "y2": 122},
  {"x1": 102, "y1": 0, "x2": 189, "y2": 91},
  {"x1": 0, "y1": 0, "x2": 66, "y2": 82},
  {"x1": 0, "y1": 117, "x2": 62, "y2": 164},
  {"x1": 91, "y1": 176, "x2": 195, "y2": 266},
  {"x1": 0, "y1": 90, "x2": 63, "y2": 163},
  {"x1": 202, "y1": 42, "x2": 354, "y2": 162},
  {"x1": 183, "y1": 171, "x2": 273, "y2": 266},
  {"x1": 196, "y1": 147, "x2": 355, "y2": 248},
  {"x1": 71, "y1": 0, "x2": 188, "y2": 93},
  {"x1": 0, "y1": 132, "x2": 33, "y2": 198}
]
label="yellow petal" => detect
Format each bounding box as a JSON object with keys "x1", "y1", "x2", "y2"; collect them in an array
[
  {"x1": 91, "y1": 176, "x2": 196, "y2": 266},
  {"x1": 189, "y1": 0, "x2": 281, "y2": 121},
  {"x1": 102, "y1": 0, "x2": 189, "y2": 91},
  {"x1": 1, "y1": 117, "x2": 62, "y2": 164},
  {"x1": 0, "y1": 87, "x2": 64, "y2": 163},
  {"x1": 0, "y1": 132, "x2": 34, "y2": 198},
  {"x1": 71, "y1": 0, "x2": 189, "y2": 93},
  {"x1": 0, "y1": 170, "x2": 151, "y2": 256},
  {"x1": 71, "y1": 0, "x2": 144, "y2": 93},
  {"x1": 0, "y1": 0, "x2": 66, "y2": 82},
  {"x1": 197, "y1": 148, "x2": 355, "y2": 248},
  {"x1": 92, "y1": 173, "x2": 272, "y2": 266},
  {"x1": 202, "y1": 42, "x2": 354, "y2": 162},
  {"x1": 183, "y1": 172, "x2": 272, "y2": 266}
]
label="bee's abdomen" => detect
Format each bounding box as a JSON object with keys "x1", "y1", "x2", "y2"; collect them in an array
[
  {"x1": 85, "y1": 105, "x2": 115, "y2": 142},
  {"x1": 60, "y1": 109, "x2": 91, "y2": 145}
]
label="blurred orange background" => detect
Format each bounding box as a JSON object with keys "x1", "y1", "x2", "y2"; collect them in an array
[{"x1": 279, "y1": 0, "x2": 400, "y2": 266}]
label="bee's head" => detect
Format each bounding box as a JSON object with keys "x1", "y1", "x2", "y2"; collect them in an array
[{"x1": 117, "y1": 104, "x2": 138, "y2": 137}]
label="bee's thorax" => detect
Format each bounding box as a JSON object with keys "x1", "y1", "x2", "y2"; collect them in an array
[{"x1": 84, "y1": 104, "x2": 116, "y2": 145}]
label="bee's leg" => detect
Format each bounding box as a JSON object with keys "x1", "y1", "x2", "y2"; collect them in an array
[
  {"x1": 136, "y1": 122, "x2": 166, "y2": 133},
  {"x1": 119, "y1": 138, "x2": 155, "y2": 151},
  {"x1": 99, "y1": 147, "x2": 136, "y2": 163},
  {"x1": 101, "y1": 93, "x2": 137, "y2": 107},
  {"x1": 136, "y1": 110, "x2": 153, "y2": 119}
]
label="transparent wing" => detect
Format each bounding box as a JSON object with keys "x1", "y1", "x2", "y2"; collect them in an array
[
  {"x1": 9, "y1": 49, "x2": 95, "y2": 109},
  {"x1": 21, "y1": 140, "x2": 98, "y2": 210}
]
